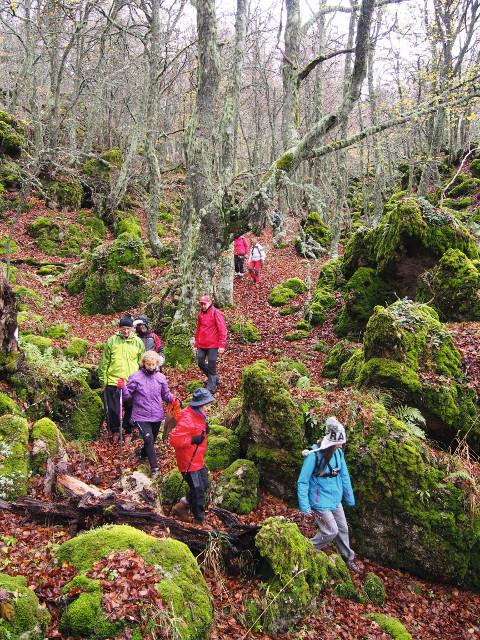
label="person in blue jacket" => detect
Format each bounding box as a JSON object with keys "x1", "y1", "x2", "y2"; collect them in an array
[{"x1": 297, "y1": 416, "x2": 359, "y2": 571}]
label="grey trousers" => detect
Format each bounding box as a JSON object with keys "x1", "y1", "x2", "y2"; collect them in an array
[{"x1": 311, "y1": 504, "x2": 355, "y2": 563}]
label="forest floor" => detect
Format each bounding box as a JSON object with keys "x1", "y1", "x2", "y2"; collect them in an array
[{"x1": 1, "y1": 197, "x2": 480, "y2": 639}]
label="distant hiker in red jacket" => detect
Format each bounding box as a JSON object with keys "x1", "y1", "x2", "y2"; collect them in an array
[
  {"x1": 233, "y1": 234, "x2": 249, "y2": 277},
  {"x1": 194, "y1": 295, "x2": 227, "y2": 395},
  {"x1": 248, "y1": 237, "x2": 266, "y2": 284},
  {"x1": 170, "y1": 387, "x2": 215, "y2": 524}
]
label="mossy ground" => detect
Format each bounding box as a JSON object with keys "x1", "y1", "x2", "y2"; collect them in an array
[{"x1": 213, "y1": 459, "x2": 260, "y2": 513}]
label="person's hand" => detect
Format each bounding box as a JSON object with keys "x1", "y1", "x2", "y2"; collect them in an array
[
  {"x1": 116, "y1": 378, "x2": 126, "y2": 388},
  {"x1": 191, "y1": 433, "x2": 205, "y2": 445},
  {"x1": 218, "y1": 348, "x2": 225, "y2": 355}
]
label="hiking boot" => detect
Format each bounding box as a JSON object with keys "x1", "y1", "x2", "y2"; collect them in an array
[
  {"x1": 134, "y1": 446, "x2": 146, "y2": 459},
  {"x1": 151, "y1": 468, "x2": 160, "y2": 479},
  {"x1": 171, "y1": 500, "x2": 193, "y2": 523},
  {"x1": 347, "y1": 560, "x2": 362, "y2": 573}
]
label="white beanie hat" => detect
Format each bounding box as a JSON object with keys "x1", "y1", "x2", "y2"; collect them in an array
[{"x1": 318, "y1": 416, "x2": 346, "y2": 450}]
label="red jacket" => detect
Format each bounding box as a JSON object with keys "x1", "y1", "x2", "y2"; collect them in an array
[
  {"x1": 170, "y1": 406, "x2": 207, "y2": 472},
  {"x1": 194, "y1": 305, "x2": 227, "y2": 349},
  {"x1": 234, "y1": 236, "x2": 249, "y2": 255}
]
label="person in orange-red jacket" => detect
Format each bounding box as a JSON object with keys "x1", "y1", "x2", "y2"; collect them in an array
[
  {"x1": 194, "y1": 295, "x2": 227, "y2": 395},
  {"x1": 170, "y1": 387, "x2": 215, "y2": 523}
]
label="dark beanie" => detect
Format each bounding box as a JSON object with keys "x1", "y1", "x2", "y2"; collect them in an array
[{"x1": 119, "y1": 315, "x2": 133, "y2": 327}]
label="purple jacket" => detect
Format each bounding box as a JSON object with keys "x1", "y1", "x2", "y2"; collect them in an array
[{"x1": 122, "y1": 368, "x2": 174, "y2": 423}]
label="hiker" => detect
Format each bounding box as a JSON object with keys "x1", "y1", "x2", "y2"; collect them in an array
[
  {"x1": 133, "y1": 315, "x2": 165, "y2": 367},
  {"x1": 233, "y1": 234, "x2": 249, "y2": 277},
  {"x1": 117, "y1": 350, "x2": 176, "y2": 475},
  {"x1": 297, "y1": 416, "x2": 359, "y2": 571},
  {"x1": 170, "y1": 387, "x2": 215, "y2": 524},
  {"x1": 272, "y1": 207, "x2": 282, "y2": 235},
  {"x1": 247, "y1": 236, "x2": 266, "y2": 284},
  {"x1": 194, "y1": 295, "x2": 227, "y2": 395},
  {"x1": 98, "y1": 315, "x2": 145, "y2": 443}
]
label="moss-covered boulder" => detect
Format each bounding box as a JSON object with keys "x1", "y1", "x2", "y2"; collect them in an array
[
  {"x1": 238, "y1": 360, "x2": 304, "y2": 501},
  {"x1": 44, "y1": 322, "x2": 70, "y2": 339},
  {"x1": 205, "y1": 425, "x2": 240, "y2": 471},
  {"x1": 159, "y1": 468, "x2": 189, "y2": 504},
  {"x1": 115, "y1": 214, "x2": 142, "y2": 238},
  {"x1": 82, "y1": 148, "x2": 123, "y2": 180},
  {"x1": 361, "y1": 572, "x2": 386, "y2": 605},
  {"x1": 47, "y1": 179, "x2": 83, "y2": 210},
  {"x1": 0, "y1": 414, "x2": 29, "y2": 499},
  {"x1": 164, "y1": 322, "x2": 194, "y2": 369},
  {"x1": 231, "y1": 319, "x2": 261, "y2": 343},
  {"x1": 366, "y1": 613, "x2": 413, "y2": 640},
  {"x1": 0, "y1": 573, "x2": 50, "y2": 639},
  {"x1": 268, "y1": 277, "x2": 306, "y2": 307},
  {"x1": 322, "y1": 340, "x2": 359, "y2": 378},
  {"x1": 64, "y1": 337, "x2": 89, "y2": 359},
  {"x1": 305, "y1": 257, "x2": 342, "y2": 325},
  {"x1": 295, "y1": 211, "x2": 332, "y2": 257},
  {"x1": 213, "y1": 459, "x2": 260, "y2": 513},
  {"x1": 69, "y1": 385, "x2": 104, "y2": 440},
  {"x1": 346, "y1": 299, "x2": 479, "y2": 450},
  {"x1": 0, "y1": 391, "x2": 20, "y2": 416},
  {"x1": 333, "y1": 267, "x2": 392, "y2": 338},
  {"x1": 0, "y1": 111, "x2": 25, "y2": 158},
  {"x1": 20, "y1": 334, "x2": 52, "y2": 353},
  {"x1": 55, "y1": 524, "x2": 213, "y2": 640},
  {"x1": 31, "y1": 417, "x2": 64, "y2": 473},
  {"x1": 27, "y1": 216, "x2": 87, "y2": 257},
  {"x1": 246, "y1": 517, "x2": 329, "y2": 634},
  {"x1": 417, "y1": 248, "x2": 480, "y2": 320}
]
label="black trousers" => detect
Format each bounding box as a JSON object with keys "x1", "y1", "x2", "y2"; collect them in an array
[
  {"x1": 185, "y1": 467, "x2": 209, "y2": 522},
  {"x1": 135, "y1": 421, "x2": 161, "y2": 470},
  {"x1": 197, "y1": 348, "x2": 218, "y2": 393},
  {"x1": 103, "y1": 386, "x2": 133, "y2": 434},
  {"x1": 234, "y1": 254, "x2": 245, "y2": 274}
]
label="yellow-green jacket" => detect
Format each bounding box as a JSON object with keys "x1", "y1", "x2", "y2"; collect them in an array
[{"x1": 98, "y1": 333, "x2": 145, "y2": 386}]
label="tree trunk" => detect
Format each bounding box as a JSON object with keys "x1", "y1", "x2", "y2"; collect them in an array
[{"x1": 0, "y1": 269, "x2": 18, "y2": 368}]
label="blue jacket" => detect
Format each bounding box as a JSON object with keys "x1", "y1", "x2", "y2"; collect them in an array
[{"x1": 297, "y1": 446, "x2": 355, "y2": 513}]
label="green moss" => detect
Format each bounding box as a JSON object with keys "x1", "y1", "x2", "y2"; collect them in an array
[
  {"x1": 361, "y1": 572, "x2": 386, "y2": 605},
  {"x1": 56, "y1": 525, "x2": 213, "y2": 640},
  {"x1": 47, "y1": 179, "x2": 83, "y2": 210},
  {"x1": 447, "y1": 177, "x2": 480, "y2": 197},
  {"x1": 295, "y1": 212, "x2": 332, "y2": 256},
  {"x1": 0, "y1": 414, "x2": 29, "y2": 499},
  {"x1": 0, "y1": 235, "x2": 17, "y2": 255},
  {"x1": 416, "y1": 249, "x2": 480, "y2": 321},
  {"x1": 66, "y1": 262, "x2": 90, "y2": 296},
  {"x1": 116, "y1": 215, "x2": 142, "y2": 238},
  {"x1": 213, "y1": 459, "x2": 259, "y2": 513},
  {"x1": 294, "y1": 319, "x2": 312, "y2": 331},
  {"x1": 278, "y1": 305, "x2": 301, "y2": 316},
  {"x1": 77, "y1": 211, "x2": 106, "y2": 238},
  {"x1": 0, "y1": 161, "x2": 22, "y2": 188},
  {"x1": 307, "y1": 287, "x2": 336, "y2": 325},
  {"x1": 443, "y1": 196, "x2": 472, "y2": 210},
  {"x1": 165, "y1": 323, "x2": 194, "y2": 369},
  {"x1": 21, "y1": 334, "x2": 52, "y2": 353},
  {"x1": 31, "y1": 417, "x2": 63, "y2": 472},
  {"x1": 60, "y1": 583, "x2": 122, "y2": 639},
  {"x1": 471, "y1": 158, "x2": 480, "y2": 178},
  {"x1": 82, "y1": 268, "x2": 148, "y2": 315},
  {"x1": 37, "y1": 264, "x2": 65, "y2": 276},
  {"x1": 317, "y1": 257, "x2": 343, "y2": 291},
  {"x1": 333, "y1": 580, "x2": 364, "y2": 602},
  {"x1": 338, "y1": 348, "x2": 364, "y2": 387},
  {"x1": 82, "y1": 148, "x2": 123, "y2": 179},
  {"x1": 268, "y1": 284, "x2": 297, "y2": 307},
  {"x1": 283, "y1": 277, "x2": 307, "y2": 293},
  {"x1": 64, "y1": 337, "x2": 89, "y2": 359},
  {"x1": 273, "y1": 151, "x2": 294, "y2": 177},
  {"x1": 0, "y1": 573, "x2": 50, "y2": 638},
  {"x1": 0, "y1": 114, "x2": 25, "y2": 158},
  {"x1": 159, "y1": 469, "x2": 189, "y2": 504},
  {"x1": 334, "y1": 267, "x2": 392, "y2": 338},
  {"x1": 0, "y1": 391, "x2": 20, "y2": 416},
  {"x1": 205, "y1": 430, "x2": 240, "y2": 471},
  {"x1": 69, "y1": 385, "x2": 104, "y2": 440},
  {"x1": 322, "y1": 340, "x2": 358, "y2": 378},
  {"x1": 231, "y1": 319, "x2": 261, "y2": 343},
  {"x1": 185, "y1": 379, "x2": 204, "y2": 393},
  {"x1": 285, "y1": 329, "x2": 310, "y2": 341},
  {"x1": 13, "y1": 286, "x2": 41, "y2": 306},
  {"x1": 27, "y1": 216, "x2": 60, "y2": 241},
  {"x1": 342, "y1": 226, "x2": 376, "y2": 279},
  {"x1": 366, "y1": 613, "x2": 413, "y2": 640},
  {"x1": 44, "y1": 323, "x2": 71, "y2": 339}
]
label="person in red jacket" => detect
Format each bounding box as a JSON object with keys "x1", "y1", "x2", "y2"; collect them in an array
[
  {"x1": 233, "y1": 234, "x2": 249, "y2": 276},
  {"x1": 170, "y1": 387, "x2": 215, "y2": 524},
  {"x1": 194, "y1": 295, "x2": 227, "y2": 395}
]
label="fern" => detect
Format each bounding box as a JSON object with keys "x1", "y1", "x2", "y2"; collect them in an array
[{"x1": 394, "y1": 405, "x2": 426, "y2": 439}]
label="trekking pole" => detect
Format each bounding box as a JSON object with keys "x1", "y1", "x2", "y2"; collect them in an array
[
  {"x1": 171, "y1": 443, "x2": 199, "y2": 510},
  {"x1": 119, "y1": 387, "x2": 124, "y2": 479}
]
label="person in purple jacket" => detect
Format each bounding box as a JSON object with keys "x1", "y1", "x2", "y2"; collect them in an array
[{"x1": 117, "y1": 350, "x2": 176, "y2": 475}]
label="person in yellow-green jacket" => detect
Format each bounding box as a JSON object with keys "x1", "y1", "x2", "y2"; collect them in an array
[{"x1": 98, "y1": 315, "x2": 144, "y2": 442}]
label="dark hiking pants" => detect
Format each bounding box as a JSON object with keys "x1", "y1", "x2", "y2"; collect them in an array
[
  {"x1": 103, "y1": 386, "x2": 133, "y2": 434},
  {"x1": 234, "y1": 254, "x2": 245, "y2": 274},
  {"x1": 185, "y1": 467, "x2": 209, "y2": 522},
  {"x1": 196, "y1": 348, "x2": 219, "y2": 393},
  {"x1": 135, "y1": 421, "x2": 161, "y2": 470}
]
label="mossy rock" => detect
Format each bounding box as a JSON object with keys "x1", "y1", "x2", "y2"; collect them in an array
[
  {"x1": 0, "y1": 573, "x2": 50, "y2": 639},
  {"x1": 77, "y1": 210, "x2": 106, "y2": 239},
  {"x1": 0, "y1": 391, "x2": 20, "y2": 416},
  {"x1": 322, "y1": 340, "x2": 358, "y2": 378},
  {"x1": 333, "y1": 267, "x2": 392, "y2": 338},
  {"x1": 55, "y1": 525, "x2": 213, "y2": 640},
  {"x1": 20, "y1": 334, "x2": 52, "y2": 353},
  {"x1": 115, "y1": 214, "x2": 142, "y2": 238},
  {"x1": 213, "y1": 459, "x2": 260, "y2": 513},
  {"x1": 27, "y1": 216, "x2": 60, "y2": 241},
  {"x1": 317, "y1": 257, "x2": 343, "y2": 291},
  {"x1": 69, "y1": 385, "x2": 104, "y2": 440},
  {"x1": 82, "y1": 268, "x2": 148, "y2": 315},
  {"x1": 91, "y1": 234, "x2": 148, "y2": 272},
  {"x1": 37, "y1": 264, "x2": 65, "y2": 276},
  {"x1": 294, "y1": 319, "x2": 312, "y2": 331},
  {"x1": 60, "y1": 576, "x2": 121, "y2": 639},
  {"x1": 47, "y1": 179, "x2": 83, "y2": 210},
  {"x1": 352, "y1": 299, "x2": 479, "y2": 450},
  {"x1": 250, "y1": 517, "x2": 329, "y2": 634},
  {"x1": 0, "y1": 414, "x2": 29, "y2": 499},
  {"x1": 361, "y1": 572, "x2": 386, "y2": 605},
  {"x1": 64, "y1": 337, "x2": 89, "y2": 359},
  {"x1": 366, "y1": 613, "x2": 413, "y2": 639},
  {"x1": 231, "y1": 319, "x2": 261, "y2": 343},
  {"x1": 0, "y1": 112, "x2": 25, "y2": 158},
  {"x1": 159, "y1": 469, "x2": 189, "y2": 504},
  {"x1": 82, "y1": 148, "x2": 124, "y2": 180},
  {"x1": 307, "y1": 287, "x2": 336, "y2": 326},
  {"x1": 13, "y1": 286, "x2": 41, "y2": 306},
  {"x1": 338, "y1": 348, "x2": 364, "y2": 387},
  {"x1": 239, "y1": 360, "x2": 304, "y2": 501},
  {"x1": 295, "y1": 211, "x2": 332, "y2": 257},
  {"x1": 471, "y1": 158, "x2": 480, "y2": 178},
  {"x1": 205, "y1": 430, "x2": 240, "y2": 471},
  {"x1": 164, "y1": 322, "x2": 194, "y2": 369},
  {"x1": 66, "y1": 262, "x2": 90, "y2": 296},
  {"x1": 279, "y1": 305, "x2": 301, "y2": 316},
  {"x1": 268, "y1": 284, "x2": 297, "y2": 307},
  {"x1": 44, "y1": 322, "x2": 71, "y2": 339},
  {"x1": 0, "y1": 160, "x2": 22, "y2": 188},
  {"x1": 443, "y1": 196, "x2": 472, "y2": 210},
  {"x1": 285, "y1": 329, "x2": 310, "y2": 341},
  {"x1": 31, "y1": 417, "x2": 64, "y2": 473},
  {"x1": 274, "y1": 358, "x2": 310, "y2": 379},
  {"x1": 416, "y1": 248, "x2": 480, "y2": 321}
]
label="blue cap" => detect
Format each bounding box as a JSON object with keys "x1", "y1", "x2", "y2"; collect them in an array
[{"x1": 189, "y1": 387, "x2": 216, "y2": 407}]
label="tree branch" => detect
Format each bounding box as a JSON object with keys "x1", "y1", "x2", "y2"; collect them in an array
[{"x1": 298, "y1": 48, "x2": 354, "y2": 83}]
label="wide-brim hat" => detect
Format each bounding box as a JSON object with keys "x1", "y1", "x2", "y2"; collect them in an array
[
  {"x1": 189, "y1": 387, "x2": 216, "y2": 407},
  {"x1": 318, "y1": 417, "x2": 346, "y2": 450}
]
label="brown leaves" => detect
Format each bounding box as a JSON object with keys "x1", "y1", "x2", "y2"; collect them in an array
[{"x1": 0, "y1": 602, "x2": 15, "y2": 622}]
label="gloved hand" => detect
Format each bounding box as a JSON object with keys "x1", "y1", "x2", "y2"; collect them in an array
[
  {"x1": 116, "y1": 378, "x2": 126, "y2": 388},
  {"x1": 191, "y1": 433, "x2": 205, "y2": 445}
]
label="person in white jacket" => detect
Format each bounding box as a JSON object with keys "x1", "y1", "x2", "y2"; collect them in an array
[{"x1": 247, "y1": 237, "x2": 266, "y2": 283}]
